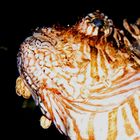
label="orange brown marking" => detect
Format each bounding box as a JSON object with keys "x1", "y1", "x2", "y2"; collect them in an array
[
  {"x1": 107, "y1": 108, "x2": 118, "y2": 140},
  {"x1": 42, "y1": 84, "x2": 61, "y2": 95},
  {"x1": 72, "y1": 119, "x2": 82, "y2": 140},
  {"x1": 88, "y1": 114, "x2": 95, "y2": 140},
  {"x1": 90, "y1": 47, "x2": 98, "y2": 79},
  {"x1": 49, "y1": 88, "x2": 61, "y2": 95},
  {"x1": 51, "y1": 95, "x2": 68, "y2": 129},
  {"x1": 113, "y1": 71, "x2": 139, "y2": 85},
  {"x1": 100, "y1": 50, "x2": 108, "y2": 77},
  {"x1": 65, "y1": 109, "x2": 83, "y2": 140},
  {"x1": 40, "y1": 93, "x2": 54, "y2": 120},
  {"x1": 128, "y1": 97, "x2": 140, "y2": 129},
  {"x1": 134, "y1": 136, "x2": 140, "y2": 140},
  {"x1": 122, "y1": 107, "x2": 134, "y2": 136},
  {"x1": 101, "y1": 77, "x2": 140, "y2": 95},
  {"x1": 90, "y1": 87, "x2": 139, "y2": 102}
]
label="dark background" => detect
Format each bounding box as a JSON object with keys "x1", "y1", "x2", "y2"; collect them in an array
[{"x1": 0, "y1": 0, "x2": 139, "y2": 139}]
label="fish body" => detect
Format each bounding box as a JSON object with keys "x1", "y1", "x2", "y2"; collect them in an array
[{"x1": 16, "y1": 10, "x2": 140, "y2": 140}]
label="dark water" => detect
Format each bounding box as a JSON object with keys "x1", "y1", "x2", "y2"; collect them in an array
[{"x1": 0, "y1": 0, "x2": 139, "y2": 139}]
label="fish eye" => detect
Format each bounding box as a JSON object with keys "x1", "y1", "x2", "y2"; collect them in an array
[{"x1": 92, "y1": 18, "x2": 104, "y2": 27}]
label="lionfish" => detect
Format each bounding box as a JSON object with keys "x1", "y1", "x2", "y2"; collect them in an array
[{"x1": 16, "y1": 10, "x2": 140, "y2": 140}]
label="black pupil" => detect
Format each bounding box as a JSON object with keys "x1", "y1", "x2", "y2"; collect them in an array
[{"x1": 92, "y1": 18, "x2": 104, "y2": 27}]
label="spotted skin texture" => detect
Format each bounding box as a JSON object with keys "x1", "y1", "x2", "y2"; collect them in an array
[{"x1": 16, "y1": 10, "x2": 140, "y2": 140}]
